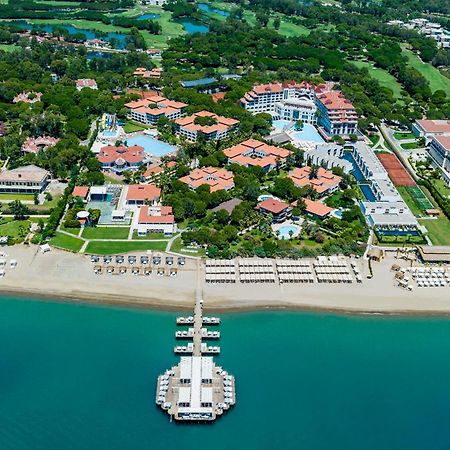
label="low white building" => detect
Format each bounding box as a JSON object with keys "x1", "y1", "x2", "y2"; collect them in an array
[
  {"x1": 134, "y1": 205, "x2": 177, "y2": 236},
  {"x1": 0, "y1": 165, "x2": 50, "y2": 194},
  {"x1": 360, "y1": 201, "x2": 419, "y2": 228},
  {"x1": 305, "y1": 143, "x2": 353, "y2": 174}
]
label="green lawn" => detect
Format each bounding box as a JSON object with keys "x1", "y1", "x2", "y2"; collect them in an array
[
  {"x1": 0, "y1": 218, "x2": 31, "y2": 239},
  {"x1": 0, "y1": 44, "x2": 20, "y2": 53},
  {"x1": 0, "y1": 193, "x2": 34, "y2": 201},
  {"x1": 401, "y1": 142, "x2": 420, "y2": 149},
  {"x1": 394, "y1": 132, "x2": 415, "y2": 140},
  {"x1": 402, "y1": 48, "x2": 450, "y2": 93},
  {"x1": 84, "y1": 240, "x2": 167, "y2": 255},
  {"x1": 419, "y1": 217, "x2": 450, "y2": 245},
  {"x1": 350, "y1": 60, "x2": 404, "y2": 99},
  {"x1": 431, "y1": 178, "x2": 450, "y2": 199},
  {"x1": 50, "y1": 232, "x2": 84, "y2": 252},
  {"x1": 60, "y1": 224, "x2": 80, "y2": 236},
  {"x1": 132, "y1": 231, "x2": 168, "y2": 240},
  {"x1": 123, "y1": 121, "x2": 147, "y2": 133},
  {"x1": 170, "y1": 236, "x2": 204, "y2": 256},
  {"x1": 82, "y1": 226, "x2": 130, "y2": 240}
]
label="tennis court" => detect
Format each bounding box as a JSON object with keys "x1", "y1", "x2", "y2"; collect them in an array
[
  {"x1": 407, "y1": 186, "x2": 434, "y2": 210},
  {"x1": 377, "y1": 153, "x2": 415, "y2": 186}
]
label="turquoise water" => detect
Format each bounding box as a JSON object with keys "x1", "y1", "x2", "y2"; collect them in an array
[
  {"x1": 2, "y1": 296, "x2": 450, "y2": 449},
  {"x1": 5, "y1": 21, "x2": 127, "y2": 48},
  {"x1": 137, "y1": 14, "x2": 161, "y2": 20},
  {"x1": 290, "y1": 124, "x2": 324, "y2": 143},
  {"x1": 126, "y1": 135, "x2": 177, "y2": 157},
  {"x1": 277, "y1": 224, "x2": 300, "y2": 239},
  {"x1": 198, "y1": 3, "x2": 230, "y2": 16},
  {"x1": 180, "y1": 20, "x2": 209, "y2": 34}
]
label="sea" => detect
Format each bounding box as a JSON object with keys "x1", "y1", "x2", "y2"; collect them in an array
[{"x1": 0, "y1": 296, "x2": 449, "y2": 450}]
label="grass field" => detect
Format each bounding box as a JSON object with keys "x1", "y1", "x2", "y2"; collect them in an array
[
  {"x1": 0, "y1": 218, "x2": 32, "y2": 238},
  {"x1": 60, "y1": 224, "x2": 80, "y2": 236},
  {"x1": 401, "y1": 142, "x2": 420, "y2": 149},
  {"x1": 50, "y1": 232, "x2": 84, "y2": 252},
  {"x1": 0, "y1": 44, "x2": 21, "y2": 53},
  {"x1": 170, "y1": 236, "x2": 204, "y2": 256},
  {"x1": 402, "y1": 48, "x2": 450, "y2": 93},
  {"x1": 84, "y1": 240, "x2": 167, "y2": 255},
  {"x1": 407, "y1": 186, "x2": 434, "y2": 210},
  {"x1": 350, "y1": 60, "x2": 404, "y2": 99},
  {"x1": 394, "y1": 132, "x2": 415, "y2": 140},
  {"x1": 132, "y1": 231, "x2": 168, "y2": 240},
  {"x1": 0, "y1": 193, "x2": 34, "y2": 201},
  {"x1": 82, "y1": 226, "x2": 130, "y2": 240},
  {"x1": 123, "y1": 121, "x2": 147, "y2": 133},
  {"x1": 419, "y1": 217, "x2": 450, "y2": 246},
  {"x1": 431, "y1": 178, "x2": 450, "y2": 199}
]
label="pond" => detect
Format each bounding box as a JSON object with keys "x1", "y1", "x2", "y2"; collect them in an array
[
  {"x1": 198, "y1": 3, "x2": 230, "y2": 17},
  {"x1": 5, "y1": 21, "x2": 128, "y2": 49},
  {"x1": 179, "y1": 20, "x2": 209, "y2": 34},
  {"x1": 137, "y1": 14, "x2": 161, "y2": 20}
]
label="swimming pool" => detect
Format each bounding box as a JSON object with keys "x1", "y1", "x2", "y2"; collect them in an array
[
  {"x1": 277, "y1": 224, "x2": 301, "y2": 240},
  {"x1": 290, "y1": 124, "x2": 324, "y2": 143},
  {"x1": 125, "y1": 135, "x2": 177, "y2": 157},
  {"x1": 272, "y1": 119, "x2": 293, "y2": 130},
  {"x1": 100, "y1": 130, "x2": 119, "y2": 139}
]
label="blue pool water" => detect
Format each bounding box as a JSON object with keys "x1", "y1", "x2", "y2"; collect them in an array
[
  {"x1": 360, "y1": 184, "x2": 377, "y2": 202},
  {"x1": 272, "y1": 119, "x2": 293, "y2": 130},
  {"x1": 125, "y1": 135, "x2": 177, "y2": 157},
  {"x1": 278, "y1": 225, "x2": 300, "y2": 239},
  {"x1": 180, "y1": 20, "x2": 210, "y2": 33},
  {"x1": 100, "y1": 130, "x2": 118, "y2": 138},
  {"x1": 198, "y1": 3, "x2": 230, "y2": 16},
  {"x1": 342, "y1": 152, "x2": 377, "y2": 201},
  {"x1": 6, "y1": 21, "x2": 128, "y2": 48},
  {"x1": 290, "y1": 124, "x2": 324, "y2": 143},
  {"x1": 137, "y1": 14, "x2": 160, "y2": 20}
]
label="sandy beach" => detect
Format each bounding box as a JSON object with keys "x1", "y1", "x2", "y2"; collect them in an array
[{"x1": 0, "y1": 245, "x2": 450, "y2": 315}]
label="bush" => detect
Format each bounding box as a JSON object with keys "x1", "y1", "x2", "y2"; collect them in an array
[{"x1": 64, "y1": 219, "x2": 81, "y2": 229}]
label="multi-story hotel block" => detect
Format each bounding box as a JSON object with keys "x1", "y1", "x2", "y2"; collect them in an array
[
  {"x1": 288, "y1": 166, "x2": 342, "y2": 197},
  {"x1": 175, "y1": 111, "x2": 239, "y2": 142},
  {"x1": 412, "y1": 119, "x2": 450, "y2": 144},
  {"x1": 240, "y1": 81, "x2": 319, "y2": 124},
  {"x1": 223, "y1": 139, "x2": 291, "y2": 172},
  {"x1": 429, "y1": 136, "x2": 450, "y2": 186},
  {"x1": 315, "y1": 90, "x2": 358, "y2": 137},
  {"x1": 125, "y1": 95, "x2": 187, "y2": 125}
]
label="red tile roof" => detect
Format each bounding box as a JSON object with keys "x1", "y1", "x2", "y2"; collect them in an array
[
  {"x1": 435, "y1": 135, "x2": 450, "y2": 151},
  {"x1": 179, "y1": 167, "x2": 235, "y2": 192},
  {"x1": 303, "y1": 198, "x2": 333, "y2": 218},
  {"x1": 72, "y1": 186, "x2": 89, "y2": 198},
  {"x1": 416, "y1": 119, "x2": 450, "y2": 134},
  {"x1": 138, "y1": 205, "x2": 174, "y2": 224},
  {"x1": 289, "y1": 166, "x2": 341, "y2": 194},
  {"x1": 97, "y1": 145, "x2": 145, "y2": 164},
  {"x1": 126, "y1": 184, "x2": 161, "y2": 202},
  {"x1": 257, "y1": 198, "x2": 290, "y2": 215}
]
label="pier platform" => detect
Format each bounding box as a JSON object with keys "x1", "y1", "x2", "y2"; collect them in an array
[{"x1": 156, "y1": 269, "x2": 235, "y2": 422}]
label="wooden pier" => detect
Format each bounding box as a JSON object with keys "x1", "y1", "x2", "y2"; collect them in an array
[{"x1": 156, "y1": 264, "x2": 235, "y2": 421}]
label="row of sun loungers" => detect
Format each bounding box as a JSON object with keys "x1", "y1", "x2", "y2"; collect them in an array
[
  {"x1": 93, "y1": 265, "x2": 177, "y2": 277},
  {"x1": 239, "y1": 273, "x2": 276, "y2": 283},
  {"x1": 205, "y1": 273, "x2": 236, "y2": 283},
  {"x1": 279, "y1": 274, "x2": 314, "y2": 283},
  {"x1": 205, "y1": 267, "x2": 236, "y2": 275},
  {"x1": 316, "y1": 273, "x2": 353, "y2": 283}
]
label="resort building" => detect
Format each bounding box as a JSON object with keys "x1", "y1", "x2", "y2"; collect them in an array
[
  {"x1": 125, "y1": 184, "x2": 161, "y2": 206},
  {"x1": 428, "y1": 135, "x2": 450, "y2": 186},
  {"x1": 304, "y1": 143, "x2": 353, "y2": 174},
  {"x1": 175, "y1": 111, "x2": 240, "y2": 142},
  {"x1": 13, "y1": 92, "x2": 42, "y2": 104},
  {"x1": 0, "y1": 164, "x2": 50, "y2": 194},
  {"x1": 125, "y1": 96, "x2": 187, "y2": 125},
  {"x1": 76, "y1": 79, "x2": 98, "y2": 91},
  {"x1": 350, "y1": 142, "x2": 401, "y2": 202},
  {"x1": 135, "y1": 205, "x2": 177, "y2": 236},
  {"x1": 133, "y1": 67, "x2": 163, "y2": 79},
  {"x1": 22, "y1": 136, "x2": 60, "y2": 154},
  {"x1": 179, "y1": 167, "x2": 235, "y2": 192},
  {"x1": 315, "y1": 89, "x2": 358, "y2": 138},
  {"x1": 97, "y1": 144, "x2": 146, "y2": 174},
  {"x1": 72, "y1": 186, "x2": 90, "y2": 202},
  {"x1": 293, "y1": 198, "x2": 334, "y2": 219},
  {"x1": 288, "y1": 166, "x2": 342, "y2": 197},
  {"x1": 223, "y1": 139, "x2": 291, "y2": 171},
  {"x1": 142, "y1": 161, "x2": 177, "y2": 182},
  {"x1": 240, "y1": 81, "x2": 319, "y2": 124},
  {"x1": 146, "y1": 48, "x2": 162, "y2": 58},
  {"x1": 360, "y1": 201, "x2": 419, "y2": 228},
  {"x1": 412, "y1": 119, "x2": 450, "y2": 144},
  {"x1": 256, "y1": 198, "x2": 291, "y2": 223},
  {"x1": 84, "y1": 39, "x2": 110, "y2": 49}
]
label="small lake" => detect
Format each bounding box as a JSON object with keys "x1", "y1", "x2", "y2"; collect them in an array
[
  {"x1": 137, "y1": 14, "x2": 161, "y2": 20},
  {"x1": 4, "y1": 21, "x2": 128, "y2": 49},
  {"x1": 180, "y1": 20, "x2": 209, "y2": 33},
  {"x1": 198, "y1": 3, "x2": 230, "y2": 17}
]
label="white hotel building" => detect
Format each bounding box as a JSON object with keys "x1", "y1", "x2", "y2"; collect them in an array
[
  {"x1": 240, "y1": 81, "x2": 318, "y2": 124},
  {"x1": 349, "y1": 142, "x2": 418, "y2": 229}
]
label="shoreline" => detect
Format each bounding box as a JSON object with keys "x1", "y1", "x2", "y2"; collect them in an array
[
  {"x1": 1, "y1": 245, "x2": 450, "y2": 317},
  {"x1": 3, "y1": 283, "x2": 450, "y2": 318}
]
